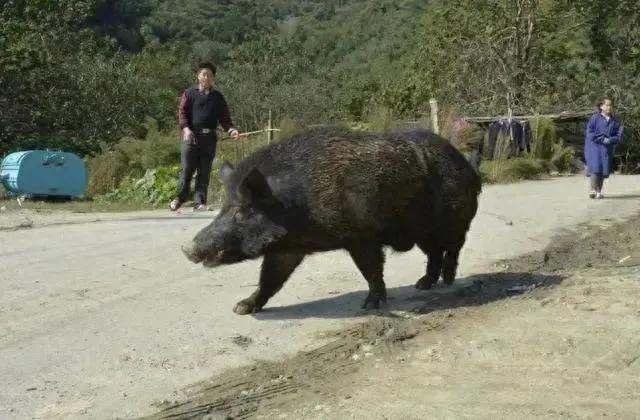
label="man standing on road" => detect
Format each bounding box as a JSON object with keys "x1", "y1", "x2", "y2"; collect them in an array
[
  {"x1": 584, "y1": 96, "x2": 623, "y2": 199},
  {"x1": 170, "y1": 62, "x2": 239, "y2": 212}
]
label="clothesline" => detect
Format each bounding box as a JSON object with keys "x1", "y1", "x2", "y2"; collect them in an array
[
  {"x1": 482, "y1": 118, "x2": 532, "y2": 159},
  {"x1": 463, "y1": 110, "x2": 593, "y2": 124}
]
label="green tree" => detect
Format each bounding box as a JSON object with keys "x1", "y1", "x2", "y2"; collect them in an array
[
  {"x1": 404, "y1": 0, "x2": 597, "y2": 115},
  {"x1": 0, "y1": 0, "x2": 149, "y2": 156}
]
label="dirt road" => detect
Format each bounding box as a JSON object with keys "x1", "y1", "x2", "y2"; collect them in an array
[
  {"x1": 1, "y1": 175, "x2": 640, "y2": 419},
  {"x1": 196, "y1": 210, "x2": 639, "y2": 420}
]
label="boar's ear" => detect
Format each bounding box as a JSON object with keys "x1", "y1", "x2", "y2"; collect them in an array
[
  {"x1": 238, "y1": 168, "x2": 272, "y2": 204},
  {"x1": 219, "y1": 161, "x2": 234, "y2": 185}
]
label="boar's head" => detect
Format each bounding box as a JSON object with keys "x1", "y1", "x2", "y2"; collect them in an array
[{"x1": 182, "y1": 162, "x2": 288, "y2": 267}]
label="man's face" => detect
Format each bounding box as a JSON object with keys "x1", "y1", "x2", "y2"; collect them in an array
[
  {"x1": 601, "y1": 99, "x2": 613, "y2": 115},
  {"x1": 197, "y1": 68, "x2": 214, "y2": 89}
]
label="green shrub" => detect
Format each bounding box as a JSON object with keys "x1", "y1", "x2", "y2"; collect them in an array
[
  {"x1": 217, "y1": 134, "x2": 270, "y2": 165},
  {"x1": 276, "y1": 117, "x2": 305, "y2": 140},
  {"x1": 90, "y1": 126, "x2": 274, "y2": 206},
  {"x1": 365, "y1": 105, "x2": 394, "y2": 133},
  {"x1": 207, "y1": 160, "x2": 226, "y2": 205},
  {"x1": 0, "y1": 182, "x2": 9, "y2": 199},
  {"x1": 480, "y1": 158, "x2": 551, "y2": 184},
  {"x1": 86, "y1": 149, "x2": 131, "y2": 197},
  {"x1": 86, "y1": 118, "x2": 180, "y2": 197},
  {"x1": 530, "y1": 117, "x2": 557, "y2": 160},
  {"x1": 95, "y1": 159, "x2": 232, "y2": 208},
  {"x1": 550, "y1": 139, "x2": 577, "y2": 173},
  {"x1": 98, "y1": 165, "x2": 181, "y2": 206},
  {"x1": 440, "y1": 106, "x2": 483, "y2": 155}
]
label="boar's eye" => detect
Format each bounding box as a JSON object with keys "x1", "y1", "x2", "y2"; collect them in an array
[{"x1": 232, "y1": 207, "x2": 253, "y2": 222}]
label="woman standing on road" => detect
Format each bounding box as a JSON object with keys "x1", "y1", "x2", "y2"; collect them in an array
[{"x1": 584, "y1": 97, "x2": 623, "y2": 199}]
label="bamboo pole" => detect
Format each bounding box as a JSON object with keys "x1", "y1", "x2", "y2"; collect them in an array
[{"x1": 429, "y1": 98, "x2": 439, "y2": 134}]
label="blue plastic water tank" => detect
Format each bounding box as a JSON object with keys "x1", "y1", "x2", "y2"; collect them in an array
[{"x1": 0, "y1": 151, "x2": 88, "y2": 197}]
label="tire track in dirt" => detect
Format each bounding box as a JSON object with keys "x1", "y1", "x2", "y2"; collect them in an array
[{"x1": 143, "y1": 274, "x2": 564, "y2": 420}]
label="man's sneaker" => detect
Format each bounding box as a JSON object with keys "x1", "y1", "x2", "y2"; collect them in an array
[
  {"x1": 596, "y1": 192, "x2": 604, "y2": 199},
  {"x1": 589, "y1": 190, "x2": 597, "y2": 199},
  {"x1": 169, "y1": 198, "x2": 182, "y2": 211}
]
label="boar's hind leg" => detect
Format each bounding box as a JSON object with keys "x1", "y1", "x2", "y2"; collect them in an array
[
  {"x1": 233, "y1": 251, "x2": 305, "y2": 315},
  {"x1": 442, "y1": 236, "x2": 465, "y2": 286},
  {"x1": 347, "y1": 243, "x2": 387, "y2": 309},
  {"x1": 415, "y1": 243, "x2": 443, "y2": 290}
]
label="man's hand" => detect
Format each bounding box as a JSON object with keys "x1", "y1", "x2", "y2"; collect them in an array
[
  {"x1": 182, "y1": 127, "x2": 195, "y2": 144},
  {"x1": 603, "y1": 137, "x2": 611, "y2": 145},
  {"x1": 228, "y1": 128, "x2": 239, "y2": 139}
]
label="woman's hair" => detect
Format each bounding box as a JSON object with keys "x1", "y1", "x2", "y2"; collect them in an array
[{"x1": 595, "y1": 96, "x2": 614, "y2": 111}]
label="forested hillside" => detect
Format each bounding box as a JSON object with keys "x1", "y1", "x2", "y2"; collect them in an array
[{"x1": 1, "y1": 0, "x2": 638, "y2": 168}]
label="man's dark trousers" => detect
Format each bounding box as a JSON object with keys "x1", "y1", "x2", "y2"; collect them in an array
[{"x1": 177, "y1": 132, "x2": 217, "y2": 205}]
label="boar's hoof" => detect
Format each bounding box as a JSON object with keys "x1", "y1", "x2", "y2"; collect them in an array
[
  {"x1": 233, "y1": 298, "x2": 261, "y2": 315},
  {"x1": 361, "y1": 290, "x2": 387, "y2": 310},
  {"x1": 415, "y1": 276, "x2": 436, "y2": 290}
]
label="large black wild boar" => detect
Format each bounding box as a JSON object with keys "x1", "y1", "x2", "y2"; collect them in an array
[{"x1": 182, "y1": 127, "x2": 481, "y2": 315}]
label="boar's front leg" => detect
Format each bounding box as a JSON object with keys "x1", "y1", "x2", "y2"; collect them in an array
[
  {"x1": 233, "y1": 251, "x2": 305, "y2": 315},
  {"x1": 347, "y1": 242, "x2": 387, "y2": 310},
  {"x1": 415, "y1": 242, "x2": 443, "y2": 289}
]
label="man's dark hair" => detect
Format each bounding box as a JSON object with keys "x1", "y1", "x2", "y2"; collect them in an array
[{"x1": 197, "y1": 61, "x2": 217, "y2": 76}]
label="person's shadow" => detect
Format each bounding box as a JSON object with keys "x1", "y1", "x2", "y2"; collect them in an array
[
  {"x1": 600, "y1": 194, "x2": 640, "y2": 200},
  {"x1": 254, "y1": 271, "x2": 564, "y2": 320}
]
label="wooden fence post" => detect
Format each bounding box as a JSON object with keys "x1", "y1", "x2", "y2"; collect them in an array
[
  {"x1": 429, "y1": 98, "x2": 439, "y2": 134},
  {"x1": 267, "y1": 110, "x2": 273, "y2": 144}
]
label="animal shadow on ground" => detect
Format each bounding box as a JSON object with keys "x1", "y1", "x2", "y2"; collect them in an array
[
  {"x1": 116, "y1": 216, "x2": 215, "y2": 223},
  {"x1": 254, "y1": 271, "x2": 564, "y2": 321},
  {"x1": 146, "y1": 272, "x2": 564, "y2": 420},
  {"x1": 600, "y1": 194, "x2": 640, "y2": 200}
]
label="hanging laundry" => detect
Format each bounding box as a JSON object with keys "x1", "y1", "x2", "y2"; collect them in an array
[{"x1": 484, "y1": 118, "x2": 532, "y2": 160}]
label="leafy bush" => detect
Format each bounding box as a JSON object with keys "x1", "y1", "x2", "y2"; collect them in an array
[
  {"x1": 89, "y1": 125, "x2": 272, "y2": 206},
  {"x1": 550, "y1": 139, "x2": 577, "y2": 173},
  {"x1": 616, "y1": 120, "x2": 640, "y2": 174},
  {"x1": 98, "y1": 165, "x2": 180, "y2": 206},
  {"x1": 480, "y1": 158, "x2": 551, "y2": 184},
  {"x1": 95, "y1": 159, "x2": 232, "y2": 208},
  {"x1": 86, "y1": 149, "x2": 131, "y2": 197},
  {"x1": 440, "y1": 106, "x2": 483, "y2": 155},
  {"x1": 276, "y1": 117, "x2": 305, "y2": 140},
  {"x1": 86, "y1": 119, "x2": 180, "y2": 196},
  {"x1": 365, "y1": 105, "x2": 394, "y2": 133},
  {"x1": 530, "y1": 117, "x2": 557, "y2": 160}
]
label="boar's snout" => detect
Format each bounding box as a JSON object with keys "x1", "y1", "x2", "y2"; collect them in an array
[{"x1": 181, "y1": 241, "x2": 203, "y2": 263}]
